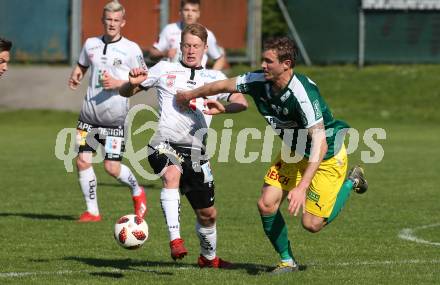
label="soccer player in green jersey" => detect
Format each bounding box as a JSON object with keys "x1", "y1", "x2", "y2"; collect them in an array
[{"x1": 176, "y1": 36, "x2": 368, "y2": 274}]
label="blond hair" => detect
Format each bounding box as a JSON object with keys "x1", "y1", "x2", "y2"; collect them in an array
[
  {"x1": 181, "y1": 23, "x2": 208, "y2": 44},
  {"x1": 103, "y1": 0, "x2": 125, "y2": 17}
]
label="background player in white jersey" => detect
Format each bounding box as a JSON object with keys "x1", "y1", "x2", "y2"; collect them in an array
[
  {"x1": 0, "y1": 37, "x2": 12, "y2": 78},
  {"x1": 176, "y1": 36, "x2": 368, "y2": 274},
  {"x1": 149, "y1": 0, "x2": 227, "y2": 70},
  {"x1": 120, "y1": 23, "x2": 247, "y2": 268},
  {"x1": 68, "y1": 1, "x2": 147, "y2": 222}
]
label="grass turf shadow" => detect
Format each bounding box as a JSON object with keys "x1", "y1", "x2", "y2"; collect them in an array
[
  {"x1": 63, "y1": 256, "x2": 280, "y2": 276},
  {"x1": 0, "y1": 212, "x2": 76, "y2": 221}
]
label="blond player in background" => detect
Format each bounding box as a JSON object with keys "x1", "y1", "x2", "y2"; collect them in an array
[
  {"x1": 149, "y1": 0, "x2": 227, "y2": 70},
  {"x1": 68, "y1": 1, "x2": 147, "y2": 222}
]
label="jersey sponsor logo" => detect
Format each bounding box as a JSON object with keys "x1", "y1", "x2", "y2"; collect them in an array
[
  {"x1": 98, "y1": 127, "x2": 124, "y2": 137},
  {"x1": 110, "y1": 47, "x2": 128, "y2": 56},
  {"x1": 95, "y1": 70, "x2": 104, "y2": 88},
  {"x1": 280, "y1": 92, "x2": 291, "y2": 102},
  {"x1": 187, "y1": 80, "x2": 196, "y2": 85},
  {"x1": 136, "y1": 55, "x2": 147, "y2": 70},
  {"x1": 77, "y1": 121, "x2": 93, "y2": 132},
  {"x1": 313, "y1": 100, "x2": 323, "y2": 120},
  {"x1": 105, "y1": 136, "x2": 122, "y2": 155},
  {"x1": 307, "y1": 190, "x2": 320, "y2": 203},
  {"x1": 166, "y1": 75, "x2": 176, "y2": 87},
  {"x1": 264, "y1": 116, "x2": 298, "y2": 129},
  {"x1": 200, "y1": 70, "x2": 218, "y2": 79},
  {"x1": 271, "y1": 104, "x2": 282, "y2": 115},
  {"x1": 265, "y1": 169, "x2": 291, "y2": 186},
  {"x1": 201, "y1": 161, "x2": 214, "y2": 183},
  {"x1": 88, "y1": 45, "x2": 101, "y2": 51}
]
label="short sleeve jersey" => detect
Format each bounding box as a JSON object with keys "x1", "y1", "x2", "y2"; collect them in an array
[
  {"x1": 78, "y1": 36, "x2": 147, "y2": 126},
  {"x1": 153, "y1": 22, "x2": 223, "y2": 67},
  {"x1": 140, "y1": 61, "x2": 230, "y2": 149},
  {"x1": 236, "y1": 71, "x2": 350, "y2": 160}
]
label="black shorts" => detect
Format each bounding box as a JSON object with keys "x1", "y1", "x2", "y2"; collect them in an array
[
  {"x1": 148, "y1": 141, "x2": 215, "y2": 210},
  {"x1": 76, "y1": 120, "x2": 125, "y2": 161}
]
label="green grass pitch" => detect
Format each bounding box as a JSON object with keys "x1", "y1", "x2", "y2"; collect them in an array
[{"x1": 0, "y1": 65, "x2": 439, "y2": 284}]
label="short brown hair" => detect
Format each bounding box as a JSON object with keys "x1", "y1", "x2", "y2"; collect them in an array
[
  {"x1": 0, "y1": 38, "x2": 12, "y2": 52},
  {"x1": 180, "y1": 0, "x2": 200, "y2": 9},
  {"x1": 181, "y1": 23, "x2": 207, "y2": 44},
  {"x1": 263, "y1": 37, "x2": 298, "y2": 67}
]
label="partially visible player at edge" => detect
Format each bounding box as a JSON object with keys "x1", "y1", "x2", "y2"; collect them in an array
[
  {"x1": 68, "y1": 1, "x2": 147, "y2": 222},
  {"x1": 120, "y1": 23, "x2": 248, "y2": 268},
  {"x1": 149, "y1": 0, "x2": 227, "y2": 70},
  {"x1": 0, "y1": 37, "x2": 12, "y2": 78},
  {"x1": 176, "y1": 36, "x2": 368, "y2": 274}
]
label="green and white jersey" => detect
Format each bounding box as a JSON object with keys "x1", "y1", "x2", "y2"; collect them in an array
[{"x1": 236, "y1": 71, "x2": 349, "y2": 160}]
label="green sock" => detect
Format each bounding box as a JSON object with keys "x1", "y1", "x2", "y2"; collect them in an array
[
  {"x1": 326, "y1": 179, "x2": 354, "y2": 224},
  {"x1": 260, "y1": 210, "x2": 294, "y2": 261}
]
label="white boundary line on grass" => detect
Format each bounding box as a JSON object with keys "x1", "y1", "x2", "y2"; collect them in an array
[
  {"x1": 2, "y1": 259, "x2": 440, "y2": 278},
  {"x1": 398, "y1": 223, "x2": 440, "y2": 247}
]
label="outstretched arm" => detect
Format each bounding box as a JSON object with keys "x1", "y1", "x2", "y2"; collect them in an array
[
  {"x1": 176, "y1": 77, "x2": 239, "y2": 106},
  {"x1": 119, "y1": 68, "x2": 148, "y2": 98},
  {"x1": 204, "y1": 93, "x2": 248, "y2": 115}
]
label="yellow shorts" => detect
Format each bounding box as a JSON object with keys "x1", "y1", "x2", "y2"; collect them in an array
[{"x1": 264, "y1": 146, "x2": 348, "y2": 218}]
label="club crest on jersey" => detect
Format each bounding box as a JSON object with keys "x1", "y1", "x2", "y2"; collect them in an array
[
  {"x1": 113, "y1": 58, "x2": 122, "y2": 67},
  {"x1": 166, "y1": 75, "x2": 176, "y2": 87}
]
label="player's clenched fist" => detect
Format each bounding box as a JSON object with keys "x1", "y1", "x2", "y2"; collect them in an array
[
  {"x1": 128, "y1": 68, "x2": 148, "y2": 86},
  {"x1": 68, "y1": 69, "x2": 83, "y2": 90}
]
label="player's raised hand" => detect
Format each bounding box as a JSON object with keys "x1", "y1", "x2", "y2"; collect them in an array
[
  {"x1": 128, "y1": 68, "x2": 148, "y2": 86},
  {"x1": 204, "y1": 99, "x2": 225, "y2": 115},
  {"x1": 287, "y1": 186, "x2": 307, "y2": 216}
]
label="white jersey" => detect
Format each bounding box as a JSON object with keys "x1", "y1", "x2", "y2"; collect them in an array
[
  {"x1": 140, "y1": 61, "x2": 230, "y2": 149},
  {"x1": 153, "y1": 22, "x2": 223, "y2": 67},
  {"x1": 78, "y1": 36, "x2": 147, "y2": 126}
]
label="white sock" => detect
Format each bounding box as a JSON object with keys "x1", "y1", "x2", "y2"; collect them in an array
[
  {"x1": 196, "y1": 222, "x2": 217, "y2": 260},
  {"x1": 118, "y1": 164, "x2": 142, "y2": 196},
  {"x1": 78, "y1": 167, "x2": 99, "y2": 215},
  {"x1": 160, "y1": 188, "x2": 181, "y2": 241}
]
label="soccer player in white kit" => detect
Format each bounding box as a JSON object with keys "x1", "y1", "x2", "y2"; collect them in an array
[
  {"x1": 120, "y1": 23, "x2": 248, "y2": 268},
  {"x1": 149, "y1": 0, "x2": 227, "y2": 70},
  {"x1": 68, "y1": 1, "x2": 147, "y2": 222}
]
